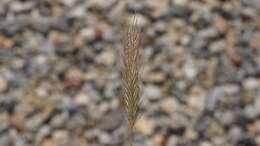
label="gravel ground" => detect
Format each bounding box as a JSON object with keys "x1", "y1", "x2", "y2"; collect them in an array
[{"x1": 0, "y1": 0, "x2": 260, "y2": 146}]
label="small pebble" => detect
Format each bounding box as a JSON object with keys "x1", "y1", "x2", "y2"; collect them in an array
[
  {"x1": 159, "y1": 97, "x2": 179, "y2": 113},
  {"x1": 64, "y1": 68, "x2": 84, "y2": 88},
  {"x1": 143, "y1": 85, "x2": 162, "y2": 100},
  {"x1": 135, "y1": 116, "x2": 155, "y2": 136},
  {"x1": 96, "y1": 50, "x2": 115, "y2": 66},
  {"x1": 0, "y1": 75, "x2": 8, "y2": 92},
  {"x1": 52, "y1": 130, "x2": 69, "y2": 146}
]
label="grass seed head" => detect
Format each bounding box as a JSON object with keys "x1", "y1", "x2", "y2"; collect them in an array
[{"x1": 122, "y1": 16, "x2": 141, "y2": 129}]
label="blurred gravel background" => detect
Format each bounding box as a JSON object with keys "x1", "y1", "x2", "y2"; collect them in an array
[{"x1": 0, "y1": 0, "x2": 260, "y2": 146}]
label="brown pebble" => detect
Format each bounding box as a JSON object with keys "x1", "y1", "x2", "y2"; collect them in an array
[
  {"x1": 64, "y1": 68, "x2": 84, "y2": 88},
  {"x1": 250, "y1": 34, "x2": 260, "y2": 49},
  {"x1": 214, "y1": 15, "x2": 227, "y2": 33}
]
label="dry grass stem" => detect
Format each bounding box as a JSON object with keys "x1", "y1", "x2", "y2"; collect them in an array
[{"x1": 121, "y1": 16, "x2": 141, "y2": 146}]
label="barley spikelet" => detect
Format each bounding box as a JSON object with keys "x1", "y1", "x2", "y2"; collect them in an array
[{"x1": 121, "y1": 16, "x2": 141, "y2": 146}]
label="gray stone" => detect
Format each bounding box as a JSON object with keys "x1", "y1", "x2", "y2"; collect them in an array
[
  {"x1": 0, "y1": 123, "x2": 8, "y2": 133},
  {"x1": 61, "y1": 0, "x2": 77, "y2": 7},
  {"x1": 14, "y1": 138, "x2": 27, "y2": 146},
  {"x1": 25, "y1": 114, "x2": 45, "y2": 131},
  {"x1": 145, "y1": 0, "x2": 169, "y2": 18},
  {"x1": 57, "y1": 96, "x2": 76, "y2": 111},
  {"x1": 209, "y1": 40, "x2": 225, "y2": 54},
  {"x1": 102, "y1": 28, "x2": 117, "y2": 42},
  {"x1": 36, "y1": 125, "x2": 51, "y2": 143},
  {"x1": 200, "y1": 141, "x2": 213, "y2": 146},
  {"x1": 169, "y1": 4, "x2": 191, "y2": 18},
  {"x1": 143, "y1": 85, "x2": 162, "y2": 100},
  {"x1": 244, "y1": 105, "x2": 258, "y2": 119},
  {"x1": 69, "y1": 6, "x2": 86, "y2": 18},
  {"x1": 254, "y1": 97, "x2": 260, "y2": 116},
  {"x1": 166, "y1": 136, "x2": 178, "y2": 146},
  {"x1": 10, "y1": 1, "x2": 33, "y2": 13},
  {"x1": 0, "y1": 75, "x2": 8, "y2": 92},
  {"x1": 99, "y1": 132, "x2": 112, "y2": 145},
  {"x1": 0, "y1": 134, "x2": 11, "y2": 146},
  {"x1": 53, "y1": 130, "x2": 70, "y2": 146},
  {"x1": 256, "y1": 135, "x2": 260, "y2": 146},
  {"x1": 228, "y1": 126, "x2": 244, "y2": 144},
  {"x1": 207, "y1": 85, "x2": 240, "y2": 110},
  {"x1": 50, "y1": 112, "x2": 69, "y2": 128},
  {"x1": 29, "y1": 12, "x2": 51, "y2": 33},
  {"x1": 97, "y1": 109, "x2": 124, "y2": 131},
  {"x1": 242, "y1": 0, "x2": 260, "y2": 10},
  {"x1": 67, "y1": 113, "x2": 87, "y2": 129},
  {"x1": 218, "y1": 110, "x2": 236, "y2": 126},
  {"x1": 243, "y1": 78, "x2": 260, "y2": 90}
]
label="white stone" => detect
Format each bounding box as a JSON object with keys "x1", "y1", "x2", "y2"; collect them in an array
[
  {"x1": 135, "y1": 116, "x2": 155, "y2": 136},
  {"x1": 143, "y1": 85, "x2": 161, "y2": 100},
  {"x1": 53, "y1": 130, "x2": 69, "y2": 146},
  {"x1": 74, "y1": 93, "x2": 90, "y2": 106},
  {"x1": 128, "y1": 14, "x2": 149, "y2": 28},
  {"x1": 61, "y1": 0, "x2": 77, "y2": 6},
  {"x1": 200, "y1": 141, "x2": 213, "y2": 146},
  {"x1": 166, "y1": 136, "x2": 178, "y2": 146},
  {"x1": 256, "y1": 135, "x2": 260, "y2": 145},
  {"x1": 183, "y1": 61, "x2": 198, "y2": 80},
  {"x1": 160, "y1": 97, "x2": 179, "y2": 113},
  {"x1": 243, "y1": 78, "x2": 260, "y2": 90},
  {"x1": 80, "y1": 28, "x2": 96, "y2": 41},
  {"x1": 96, "y1": 50, "x2": 115, "y2": 66},
  {"x1": 188, "y1": 95, "x2": 205, "y2": 111},
  {"x1": 173, "y1": 0, "x2": 188, "y2": 6},
  {"x1": 69, "y1": 6, "x2": 85, "y2": 18}
]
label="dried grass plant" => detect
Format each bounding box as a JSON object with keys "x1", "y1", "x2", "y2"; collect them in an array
[{"x1": 121, "y1": 16, "x2": 141, "y2": 146}]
